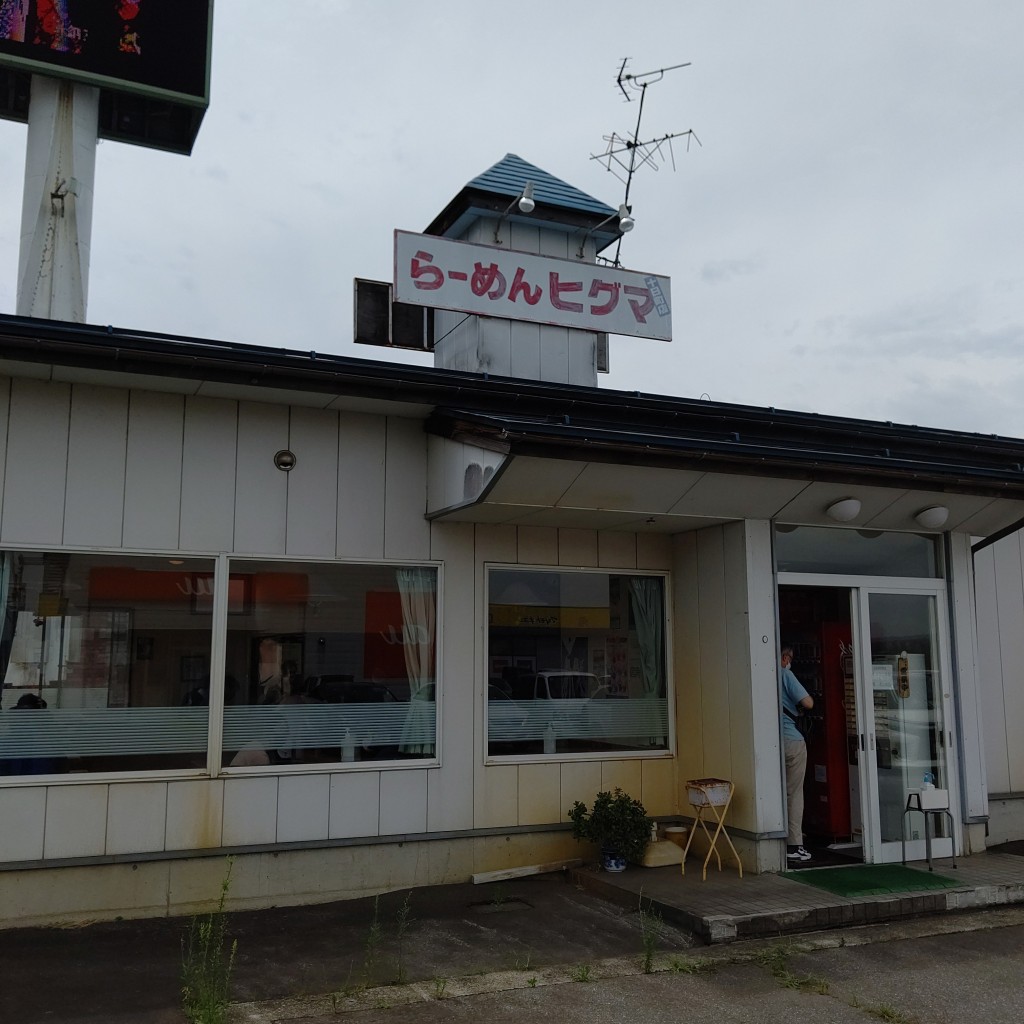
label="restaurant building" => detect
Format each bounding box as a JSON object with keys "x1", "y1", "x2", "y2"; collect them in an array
[{"x1": 1, "y1": 156, "x2": 1022, "y2": 925}]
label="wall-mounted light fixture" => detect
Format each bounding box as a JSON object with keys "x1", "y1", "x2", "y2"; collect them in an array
[
  {"x1": 493, "y1": 182, "x2": 536, "y2": 244},
  {"x1": 913, "y1": 505, "x2": 949, "y2": 530},
  {"x1": 575, "y1": 203, "x2": 634, "y2": 259},
  {"x1": 825, "y1": 497, "x2": 862, "y2": 523}
]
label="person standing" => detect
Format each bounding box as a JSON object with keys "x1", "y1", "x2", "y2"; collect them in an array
[{"x1": 780, "y1": 645, "x2": 814, "y2": 863}]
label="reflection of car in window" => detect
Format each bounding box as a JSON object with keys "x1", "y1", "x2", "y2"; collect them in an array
[
  {"x1": 533, "y1": 671, "x2": 602, "y2": 700},
  {"x1": 308, "y1": 675, "x2": 397, "y2": 703}
]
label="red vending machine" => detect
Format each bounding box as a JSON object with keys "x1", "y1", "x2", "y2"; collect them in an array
[{"x1": 802, "y1": 621, "x2": 852, "y2": 840}]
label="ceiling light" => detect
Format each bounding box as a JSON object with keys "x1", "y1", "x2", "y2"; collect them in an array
[
  {"x1": 914, "y1": 505, "x2": 949, "y2": 530},
  {"x1": 825, "y1": 498, "x2": 862, "y2": 523}
]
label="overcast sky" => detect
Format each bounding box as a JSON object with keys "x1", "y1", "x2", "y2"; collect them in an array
[{"x1": 1, "y1": 1, "x2": 1022, "y2": 438}]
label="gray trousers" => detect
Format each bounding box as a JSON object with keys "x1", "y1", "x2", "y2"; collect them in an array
[{"x1": 784, "y1": 737, "x2": 807, "y2": 846}]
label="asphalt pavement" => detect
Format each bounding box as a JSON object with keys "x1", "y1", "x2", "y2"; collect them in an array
[{"x1": 2, "y1": 871, "x2": 1023, "y2": 1024}]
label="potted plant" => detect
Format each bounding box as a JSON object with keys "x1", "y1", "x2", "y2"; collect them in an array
[{"x1": 568, "y1": 788, "x2": 650, "y2": 872}]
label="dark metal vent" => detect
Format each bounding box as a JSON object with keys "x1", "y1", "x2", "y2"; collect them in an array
[{"x1": 354, "y1": 279, "x2": 434, "y2": 352}]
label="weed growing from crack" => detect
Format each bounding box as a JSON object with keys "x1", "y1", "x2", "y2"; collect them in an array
[
  {"x1": 861, "y1": 1004, "x2": 913, "y2": 1024},
  {"x1": 393, "y1": 892, "x2": 413, "y2": 984},
  {"x1": 751, "y1": 942, "x2": 829, "y2": 995},
  {"x1": 181, "y1": 858, "x2": 238, "y2": 1024},
  {"x1": 637, "y1": 892, "x2": 661, "y2": 974},
  {"x1": 669, "y1": 956, "x2": 717, "y2": 975},
  {"x1": 570, "y1": 964, "x2": 593, "y2": 982},
  {"x1": 433, "y1": 976, "x2": 448, "y2": 999},
  {"x1": 513, "y1": 950, "x2": 534, "y2": 971},
  {"x1": 527, "y1": 977, "x2": 538, "y2": 988}
]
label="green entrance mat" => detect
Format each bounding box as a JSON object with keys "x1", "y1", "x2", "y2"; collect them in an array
[{"x1": 789, "y1": 864, "x2": 960, "y2": 898}]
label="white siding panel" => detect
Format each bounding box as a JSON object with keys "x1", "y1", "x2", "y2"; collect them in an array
[
  {"x1": 947, "y1": 533, "x2": 987, "y2": 819},
  {"x1": 558, "y1": 528, "x2": 598, "y2": 567},
  {"x1": 337, "y1": 412, "x2": 386, "y2": 559},
  {"x1": 673, "y1": 533, "x2": 704, "y2": 785},
  {"x1": 598, "y1": 532, "x2": 637, "y2": 569},
  {"x1": 475, "y1": 764, "x2": 518, "y2": 829},
  {"x1": 559, "y1": 761, "x2": 602, "y2": 819},
  {"x1": 696, "y1": 527, "x2": 732, "y2": 777},
  {"x1": 123, "y1": 391, "x2": 184, "y2": 550},
  {"x1": 0, "y1": 378, "x2": 11, "y2": 523},
  {"x1": 165, "y1": 779, "x2": 224, "y2": 851},
  {"x1": 43, "y1": 783, "x2": 108, "y2": 859},
  {"x1": 601, "y1": 760, "x2": 642, "y2": 798},
  {"x1": 383, "y1": 417, "x2": 430, "y2": 560},
  {"x1": 234, "y1": 402, "x2": 288, "y2": 554},
  {"x1": 538, "y1": 324, "x2": 570, "y2": 384},
  {"x1": 991, "y1": 537, "x2": 1024, "y2": 792},
  {"x1": 509, "y1": 320, "x2": 542, "y2": 381},
  {"x1": 567, "y1": 329, "x2": 596, "y2": 387},
  {"x1": 277, "y1": 774, "x2": 330, "y2": 842},
  {"x1": 328, "y1": 771, "x2": 381, "y2": 839},
  {"x1": 517, "y1": 526, "x2": 557, "y2": 565},
  {"x1": 222, "y1": 776, "x2": 278, "y2": 846},
  {"x1": 744, "y1": 520, "x2": 785, "y2": 834},
  {"x1": 974, "y1": 544, "x2": 1009, "y2": 793},
  {"x1": 106, "y1": 782, "x2": 167, "y2": 855},
  {"x1": 637, "y1": 533, "x2": 673, "y2": 570},
  {"x1": 518, "y1": 762, "x2": 561, "y2": 824},
  {"x1": 2, "y1": 379, "x2": 70, "y2": 545},
  {"x1": 379, "y1": 770, "x2": 428, "y2": 834},
  {"x1": 479, "y1": 316, "x2": 513, "y2": 377},
  {"x1": 180, "y1": 396, "x2": 237, "y2": 551},
  {"x1": 63, "y1": 385, "x2": 128, "y2": 548},
  {"x1": 285, "y1": 407, "x2": 339, "y2": 558},
  {"x1": 0, "y1": 787, "x2": 45, "y2": 861},
  {"x1": 994, "y1": 535, "x2": 1024, "y2": 791},
  {"x1": 428, "y1": 522, "x2": 475, "y2": 832}
]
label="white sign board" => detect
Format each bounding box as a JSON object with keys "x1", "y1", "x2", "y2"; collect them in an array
[{"x1": 394, "y1": 230, "x2": 672, "y2": 342}]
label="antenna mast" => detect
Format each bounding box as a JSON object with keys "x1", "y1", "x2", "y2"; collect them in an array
[{"x1": 592, "y1": 59, "x2": 700, "y2": 266}]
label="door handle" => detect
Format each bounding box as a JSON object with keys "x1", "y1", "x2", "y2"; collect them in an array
[{"x1": 860, "y1": 733, "x2": 866, "y2": 751}]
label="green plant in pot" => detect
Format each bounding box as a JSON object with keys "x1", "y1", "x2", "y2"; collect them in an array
[{"x1": 568, "y1": 788, "x2": 650, "y2": 872}]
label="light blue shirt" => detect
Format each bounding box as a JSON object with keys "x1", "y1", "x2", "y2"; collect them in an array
[{"x1": 780, "y1": 666, "x2": 809, "y2": 742}]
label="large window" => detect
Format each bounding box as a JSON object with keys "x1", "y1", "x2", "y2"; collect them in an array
[
  {"x1": 0, "y1": 550, "x2": 214, "y2": 776},
  {"x1": 487, "y1": 569, "x2": 669, "y2": 758},
  {"x1": 222, "y1": 561, "x2": 437, "y2": 768}
]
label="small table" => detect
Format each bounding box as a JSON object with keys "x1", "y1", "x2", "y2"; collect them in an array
[
  {"x1": 901, "y1": 789, "x2": 957, "y2": 872},
  {"x1": 681, "y1": 778, "x2": 743, "y2": 880}
]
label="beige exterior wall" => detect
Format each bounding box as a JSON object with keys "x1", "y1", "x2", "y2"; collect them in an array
[{"x1": 0, "y1": 375, "x2": 727, "y2": 908}]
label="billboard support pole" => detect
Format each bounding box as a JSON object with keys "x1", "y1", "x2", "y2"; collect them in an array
[{"x1": 16, "y1": 75, "x2": 98, "y2": 323}]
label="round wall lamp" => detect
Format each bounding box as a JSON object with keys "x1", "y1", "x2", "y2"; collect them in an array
[
  {"x1": 274, "y1": 449, "x2": 297, "y2": 472},
  {"x1": 825, "y1": 497, "x2": 862, "y2": 523},
  {"x1": 914, "y1": 505, "x2": 949, "y2": 530}
]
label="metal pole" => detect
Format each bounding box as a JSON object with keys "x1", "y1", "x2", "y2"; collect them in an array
[{"x1": 16, "y1": 75, "x2": 98, "y2": 322}]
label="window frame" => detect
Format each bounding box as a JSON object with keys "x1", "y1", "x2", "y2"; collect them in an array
[
  {"x1": 483, "y1": 563, "x2": 675, "y2": 765},
  {"x1": 0, "y1": 547, "x2": 444, "y2": 785},
  {"x1": 217, "y1": 554, "x2": 444, "y2": 776}
]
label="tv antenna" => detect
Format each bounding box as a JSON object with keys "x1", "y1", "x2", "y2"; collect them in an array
[{"x1": 592, "y1": 58, "x2": 700, "y2": 266}]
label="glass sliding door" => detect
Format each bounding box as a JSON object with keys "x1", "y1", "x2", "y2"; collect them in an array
[{"x1": 858, "y1": 590, "x2": 954, "y2": 863}]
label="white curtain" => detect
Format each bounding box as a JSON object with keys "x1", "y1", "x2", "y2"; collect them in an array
[
  {"x1": 629, "y1": 576, "x2": 664, "y2": 744},
  {"x1": 397, "y1": 568, "x2": 437, "y2": 755}
]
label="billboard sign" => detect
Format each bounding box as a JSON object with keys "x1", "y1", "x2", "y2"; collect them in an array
[
  {"x1": 394, "y1": 230, "x2": 672, "y2": 342},
  {"x1": 0, "y1": 1, "x2": 212, "y2": 107}
]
